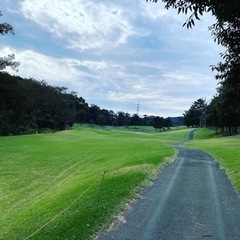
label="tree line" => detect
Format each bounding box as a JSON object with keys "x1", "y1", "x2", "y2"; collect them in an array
[
  {"x1": 183, "y1": 97, "x2": 240, "y2": 136},
  {"x1": 0, "y1": 72, "x2": 177, "y2": 136}
]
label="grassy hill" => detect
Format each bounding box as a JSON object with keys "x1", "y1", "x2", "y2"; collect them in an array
[{"x1": 0, "y1": 125, "x2": 190, "y2": 240}]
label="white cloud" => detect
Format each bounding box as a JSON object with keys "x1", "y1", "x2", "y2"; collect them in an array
[
  {"x1": 20, "y1": 0, "x2": 137, "y2": 50},
  {"x1": 140, "y1": 1, "x2": 172, "y2": 20},
  {"x1": 1, "y1": 0, "x2": 223, "y2": 116},
  {"x1": 1, "y1": 44, "x2": 217, "y2": 117},
  {"x1": 1, "y1": 47, "x2": 84, "y2": 85},
  {"x1": 0, "y1": 47, "x2": 133, "y2": 97}
]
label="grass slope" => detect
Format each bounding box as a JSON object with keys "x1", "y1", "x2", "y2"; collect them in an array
[
  {"x1": 185, "y1": 128, "x2": 240, "y2": 192},
  {"x1": 0, "y1": 125, "x2": 190, "y2": 240}
]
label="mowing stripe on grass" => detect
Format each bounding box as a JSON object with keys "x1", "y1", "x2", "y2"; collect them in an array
[{"x1": 0, "y1": 126, "x2": 191, "y2": 240}]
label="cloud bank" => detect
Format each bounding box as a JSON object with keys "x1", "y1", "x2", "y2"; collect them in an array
[{"x1": 1, "y1": 0, "x2": 224, "y2": 116}]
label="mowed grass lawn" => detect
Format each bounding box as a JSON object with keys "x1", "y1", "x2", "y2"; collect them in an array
[
  {"x1": 0, "y1": 125, "x2": 190, "y2": 240},
  {"x1": 185, "y1": 128, "x2": 240, "y2": 192}
]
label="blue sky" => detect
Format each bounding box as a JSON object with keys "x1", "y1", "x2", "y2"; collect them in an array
[{"x1": 1, "y1": 0, "x2": 224, "y2": 117}]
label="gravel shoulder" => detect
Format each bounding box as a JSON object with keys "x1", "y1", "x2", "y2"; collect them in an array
[{"x1": 97, "y1": 131, "x2": 240, "y2": 240}]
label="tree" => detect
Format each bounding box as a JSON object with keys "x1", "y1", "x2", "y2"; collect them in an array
[
  {"x1": 205, "y1": 87, "x2": 240, "y2": 136},
  {"x1": 146, "y1": 1, "x2": 240, "y2": 29},
  {"x1": 0, "y1": 12, "x2": 14, "y2": 35},
  {"x1": 116, "y1": 111, "x2": 126, "y2": 126},
  {"x1": 88, "y1": 104, "x2": 100, "y2": 124},
  {"x1": 75, "y1": 96, "x2": 88, "y2": 124},
  {"x1": 0, "y1": 54, "x2": 19, "y2": 71},
  {"x1": 123, "y1": 113, "x2": 131, "y2": 128},
  {"x1": 99, "y1": 109, "x2": 112, "y2": 125},
  {"x1": 164, "y1": 117, "x2": 172, "y2": 129},
  {"x1": 0, "y1": 11, "x2": 19, "y2": 71},
  {"x1": 215, "y1": 84, "x2": 240, "y2": 135},
  {"x1": 205, "y1": 96, "x2": 220, "y2": 129},
  {"x1": 183, "y1": 98, "x2": 207, "y2": 128},
  {"x1": 131, "y1": 114, "x2": 140, "y2": 128},
  {"x1": 153, "y1": 116, "x2": 164, "y2": 131},
  {"x1": 97, "y1": 114, "x2": 107, "y2": 126}
]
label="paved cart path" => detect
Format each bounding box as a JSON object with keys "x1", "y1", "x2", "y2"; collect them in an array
[{"x1": 97, "y1": 131, "x2": 240, "y2": 240}]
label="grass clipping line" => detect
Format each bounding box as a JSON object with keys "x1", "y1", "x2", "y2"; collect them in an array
[{"x1": 23, "y1": 177, "x2": 100, "y2": 240}]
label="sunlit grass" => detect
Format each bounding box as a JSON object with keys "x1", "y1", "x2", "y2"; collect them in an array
[
  {"x1": 0, "y1": 125, "x2": 189, "y2": 240},
  {"x1": 185, "y1": 128, "x2": 240, "y2": 192}
]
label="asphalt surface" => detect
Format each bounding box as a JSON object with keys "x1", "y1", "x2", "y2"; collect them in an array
[{"x1": 97, "y1": 130, "x2": 240, "y2": 240}]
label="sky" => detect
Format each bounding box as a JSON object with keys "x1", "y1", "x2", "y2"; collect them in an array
[{"x1": 1, "y1": 0, "x2": 224, "y2": 117}]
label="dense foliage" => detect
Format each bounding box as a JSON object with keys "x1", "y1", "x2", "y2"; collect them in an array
[
  {"x1": 183, "y1": 98, "x2": 207, "y2": 128},
  {"x1": 205, "y1": 93, "x2": 240, "y2": 135},
  {"x1": 0, "y1": 72, "x2": 177, "y2": 136},
  {"x1": 183, "y1": 97, "x2": 239, "y2": 135},
  {"x1": 0, "y1": 11, "x2": 19, "y2": 71},
  {"x1": 0, "y1": 72, "x2": 76, "y2": 135}
]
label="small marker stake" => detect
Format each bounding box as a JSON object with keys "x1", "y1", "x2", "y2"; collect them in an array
[{"x1": 97, "y1": 170, "x2": 107, "y2": 209}]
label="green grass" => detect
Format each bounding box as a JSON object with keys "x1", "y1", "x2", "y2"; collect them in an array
[
  {"x1": 185, "y1": 128, "x2": 240, "y2": 192},
  {"x1": 0, "y1": 125, "x2": 190, "y2": 240},
  {"x1": 193, "y1": 128, "x2": 216, "y2": 140}
]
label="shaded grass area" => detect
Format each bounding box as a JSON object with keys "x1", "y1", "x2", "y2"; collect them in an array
[
  {"x1": 0, "y1": 125, "x2": 190, "y2": 240},
  {"x1": 193, "y1": 128, "x2": 216, "y2": 140},
  {"x1": 185, "y1": 128, "x2": 240, "y2": 192}
]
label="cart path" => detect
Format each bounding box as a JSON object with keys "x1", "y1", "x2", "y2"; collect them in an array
[{"x1": 97, "y1": 131, "x2": 240, "y2": 240}]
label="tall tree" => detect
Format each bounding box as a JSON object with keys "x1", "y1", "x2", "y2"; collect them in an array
[
  {"x1": 97, "y1": 114, "x2": 107, "y2": 126},
  {"x1": 75, "y1": 96, "x2": 88, "y2": 124},
  {"x1": 116, "y1": 111, "x2": 126, "y2": 126},
  {"x1": 99, "y1": 109, "x2": 111, "y2": 125},
  {"x1": 131, "y1": 113, "x2": 140, "y2": 128},
  {"x1": 123, "y1": 113, "x2": 131, "y2": 128},
  {"x1": 164, "y1": 117, "x2": 172, "y2": 129},
  {"x1": 88, "y1": 104, "x2": 100, "y2": 124},
  {"x1": 153, "y1": 116, "x2": 164, "y2": 131},
  {"x1": 205, "y1": 95, "x2": 220, "y2": 129},
  {"x1": 183, "y1": 98, "x2": 207, "y2": 128},
  {"x1": 0, "y1": 11, "x2": 19, "y2": 71}
]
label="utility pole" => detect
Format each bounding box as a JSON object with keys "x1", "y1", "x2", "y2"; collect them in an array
[
  {"x1": 200, "y1": 97, "x2": 206, "y2": 128},
  {"x1": 134, "y1": 102, "x2": 140, "y2": 129},
  {"x1": 136, "y1": 101, "x2": 140, "y2": 116}
]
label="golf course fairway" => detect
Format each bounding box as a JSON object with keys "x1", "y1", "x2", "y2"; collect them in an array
[{"x1": 0, "y1": 125, "x2": 189, "y2": 240}]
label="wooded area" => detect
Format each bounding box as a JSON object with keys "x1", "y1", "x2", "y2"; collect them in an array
[
  {"x1": 0, "y1": 72, "x2": 178, "y2": 135},
  {"x1": 183, "y1": 95, "x2": 240, "y2": 136}
]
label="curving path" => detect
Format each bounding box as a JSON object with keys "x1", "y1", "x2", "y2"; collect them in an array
[{"x1": 97, "y1": 130, "x2": 240, "y2": 240}]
